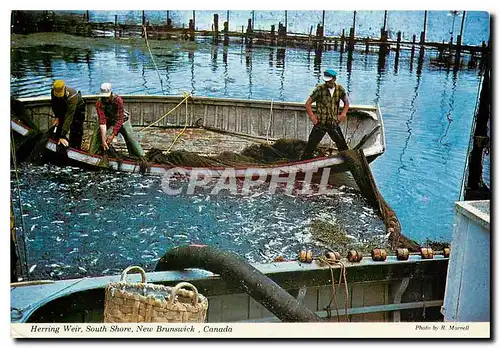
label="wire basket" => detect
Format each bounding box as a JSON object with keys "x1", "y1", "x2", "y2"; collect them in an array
[{"x1": 104, "y1": 266, "x2": 208, "y2": 323}]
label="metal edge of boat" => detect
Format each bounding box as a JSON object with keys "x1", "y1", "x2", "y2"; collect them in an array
[{"x1": 11, "y1": 254, "x2": 448, "y2": 323}]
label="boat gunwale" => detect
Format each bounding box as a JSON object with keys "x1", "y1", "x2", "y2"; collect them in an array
[
  {"x1": 11, "y1": 106, "x2": 385, "y2": 174},
  {"x1": 16, "y1": 94, "x2": 381, "y2": 112},
  {"x1": 11, "y1": 255, "x2": 448, "y2": 323}
]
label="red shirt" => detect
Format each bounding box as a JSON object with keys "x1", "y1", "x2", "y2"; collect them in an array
[{"x1": 96, "y1": 94, "x2": 124, "y2": 136}]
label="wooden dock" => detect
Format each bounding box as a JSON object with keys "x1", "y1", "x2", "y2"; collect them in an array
[{"x1": 11, "y1": 10, "x2": 490, "y2": 70}]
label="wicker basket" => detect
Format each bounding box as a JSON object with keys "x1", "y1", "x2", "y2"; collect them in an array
[{"x1": 104, "y1": 266, "x2": 208, "y2": 323}]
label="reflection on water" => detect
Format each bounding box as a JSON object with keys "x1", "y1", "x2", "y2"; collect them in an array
[{"x1": 10, "y1": 32, "x2": 486, "y2": 244}]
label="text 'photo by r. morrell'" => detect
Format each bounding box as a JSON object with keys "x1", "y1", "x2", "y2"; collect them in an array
[{"x1": 10, "y1": 8, "x2": 491, "y2": 338}]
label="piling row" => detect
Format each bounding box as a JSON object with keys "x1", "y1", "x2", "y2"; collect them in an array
[{"x1": 11, "y1": 10, "x2": 489, "y2": 68}]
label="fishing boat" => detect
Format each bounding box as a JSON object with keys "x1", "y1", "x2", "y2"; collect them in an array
[
  {"x1": 10, "y1": 92, "x2": 490, "y2": 328},
  {"x1": 11, "y1": 95, "x2": 385, "y2": 177},
  {"x1": 11, "y1": 245, "x2": 449, "y2": 324},
  {"x1": 10, "y1": 94, "x2": 447, "y2": 326}
]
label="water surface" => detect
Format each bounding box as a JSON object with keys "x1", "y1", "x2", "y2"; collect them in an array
[{"x1": 10, "y1": 11, "x2": 490, "y2": 256}]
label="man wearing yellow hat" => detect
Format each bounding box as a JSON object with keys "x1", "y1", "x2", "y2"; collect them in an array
[
  {"x1": 301, "y1": 68, "x2": 350, "y2": 160},
  {"x1": 51, "y1": 80, "x2": 85, "y2": 149}
]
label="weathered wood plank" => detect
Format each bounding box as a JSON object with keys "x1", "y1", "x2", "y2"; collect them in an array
[{"x1": 361, "y1": 282, "x2": 387, "y2": 322}]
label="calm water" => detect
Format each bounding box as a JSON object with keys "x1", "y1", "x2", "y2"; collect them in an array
[{"x1": 10, "y1": 11, "x2": 490, "y2": 277}]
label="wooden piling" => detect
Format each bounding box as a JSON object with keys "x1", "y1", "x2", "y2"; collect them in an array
[
  {"x1": 223, "y1": 21, "x2": 229, "y2": 46},
  {"x1": 460, "y1": 11, "x2": 466, "y2": 38},
  {"x1": 395, "y1": 32, "x2": 401, "y2": 73},
  {"x1": 352, "y1": 10, "x2": 357, "y2": 37},
  {"x1": 411, "y1": 34, "x2": 416, "y2": 60},
  {"x1": 340, "y1": 29, "x2": 345, "y2": 52},
  {"x1": 383, "y1": 10, "x2": 387, "y2": 31},
  {"x1": 322, "y1": 10, "x2": 325, "y2": 36},
  {"x1": 142, "y1": 11, "x2": 145, "y2": 26},
  {"x1": 417, "y1": 46, "x2": 425, "y2": 76},
  {"x1": 166, "y1": 11, "x2": 172, "y2": 29},
  {"x1": 284, "y1": 11, "x2": 287, "y2": 30},
  {"x1": 114, "y1": 15, "x2": 118, "y2": 38},
  {"x1": 193, "y1": 10, "x2": 196, "y2": 30},
  {"x1": 189, "y1": 19, "x2": 195, "y2": 41},
  {"x1": 421, "y1": 10, "x2": 427, "y2": 44},
  {"x1": 349, "y1": 28, "x2": 355, "y2": 50},
  {"x1": 213, "y1": 14, "x2": 219, "y2": 43},
  {"x1": 252, "y1": 10, "x2": 255, "y2": 30},
  {"x1": 348, "y1": 11, "x2": 356, "y2": 51},
  {"x1": 246, "y1": 18, "x2": 253, "y2": 46},
  {"x1": 86, "y1": 10, "x2": 90, "y2": 23},
  {"x1": 455, "y1": 34, "x2": 462, "y2": 68}
]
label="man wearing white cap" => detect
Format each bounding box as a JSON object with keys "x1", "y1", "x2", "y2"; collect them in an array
[
  {"x1": 89, "y1": 83, "x2": 145, "y2": 157},
  {"x1": 301, "y1": 68, "x2": 350, "y2": 160}
]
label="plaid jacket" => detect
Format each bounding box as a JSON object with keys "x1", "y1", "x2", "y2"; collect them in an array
[
  {"x1": 310, "y1": 83, "x2": 348, "y2": 125},
  {"x1": 96, "y1": 94, "x2": 126, "y2": 137}
]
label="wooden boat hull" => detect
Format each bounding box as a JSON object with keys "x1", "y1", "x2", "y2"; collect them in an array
[{"x1": 11, "y1": 95, "x2": 386, "y2": 177}]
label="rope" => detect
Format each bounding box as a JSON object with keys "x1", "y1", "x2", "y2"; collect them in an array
[
  {"x1": 316, "y1": 256, "x2": 350, "y2": 322},
  {"x1": 10, "y1": 131, "x2": 29, "y2": 281},
  {"x1": 266, "y1": 99, "x2": 274, "y2": 144},
  {"x1": 142, "y1": 24, "x2": 163, "y2": 88},
  {"x1": 165, "y1": 92, "x2": 190, "y2": 154},
  {"x1": 138, "y1": 93, "x2": 191, "y2": 132}
]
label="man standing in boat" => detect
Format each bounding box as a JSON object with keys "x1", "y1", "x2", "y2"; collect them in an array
[
  {"x1": 89, "y1": 83, "x2": 145, "y2": 158},
  {"x1": 301, "y1": 69, "x2": 349, "y2": 160},
  {"x1": 51, "y1": 80, "x2": 85, "y2": 149}
]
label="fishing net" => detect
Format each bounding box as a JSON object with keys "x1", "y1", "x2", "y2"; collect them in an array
[
  {"x1": 340, "y1": 149, "x2": 420, "y2": 251},
  {"x1": 10, "y1": 97, "x2": 419, "y2": 251},
  {"x1": 10, "y1": 97, "x2": 60, "y2": 164},
  {"x1": 121, "y1": 138, "x2": 324, "y2": 169}
]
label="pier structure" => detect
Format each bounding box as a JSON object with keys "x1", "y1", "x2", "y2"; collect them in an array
[{"x1": 11, "y1": 10, "x2": 489, "y2": 70}]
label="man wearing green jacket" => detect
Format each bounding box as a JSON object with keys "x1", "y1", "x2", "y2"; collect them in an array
[{"x1": 51, "y1": 80, "x2": 86, "y2": 149}]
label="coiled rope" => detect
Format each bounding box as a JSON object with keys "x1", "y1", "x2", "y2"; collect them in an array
[{"x1": 316, "y1": 256, "x2": 350, "y2": 322}]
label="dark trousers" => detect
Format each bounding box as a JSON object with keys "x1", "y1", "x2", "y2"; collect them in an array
[
  {"x1": 55, "y1": 105, "x2": 85, "y2": 149},
  {"x1": 301, "y1": 123, "x2": 348, "y2": 160},
  {"x1": 68, "y1": 105, "x2": 85, "y2": 149}
]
